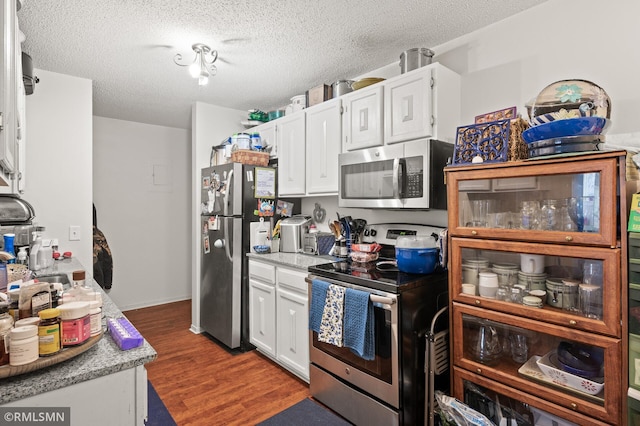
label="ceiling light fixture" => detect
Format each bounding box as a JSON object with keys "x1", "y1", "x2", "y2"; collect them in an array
[{"x1": 174, "y1": 43, "x2": 218, "y2": 86}]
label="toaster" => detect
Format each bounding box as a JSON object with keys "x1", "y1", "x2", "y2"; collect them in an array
[
  {"x1": 303, "y1": 232, "x2": 334, "y2": 255},
  {"x1": 279, "y1": 215, "x2": 312, "y2": 253}
]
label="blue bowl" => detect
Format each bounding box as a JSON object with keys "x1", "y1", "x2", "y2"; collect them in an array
[
  {"x1": 522, "y1": 117, "x2": 610, "y2": 143},
  {"x1": 556, "y1": 341, "x2": 603, "y2": 378},
  {"x1": 253, "y1": 245, "x2": 270, "y2": 254},
  {"x1": 395, "y1": 247, "x2": 439, "y2": 274}
]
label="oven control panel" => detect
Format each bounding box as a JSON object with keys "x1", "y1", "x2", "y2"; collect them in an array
[{"x1": 361, "y1": 223, "x2": 445, "y2": 246}]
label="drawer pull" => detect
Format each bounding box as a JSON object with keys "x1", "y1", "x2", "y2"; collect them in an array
[
  {"x1": 571, "y1": 402, "x2": 577, "y2": 410},
  {"x1": 476, "y1": 368, "x2": 482, "y2": 374},
  {"x1": 565, "y1": 235, "x2": 573, "y2": 241},
  {"x1": 471, "y1": 230, "x2": 478, "y2": 235},
  {"x1": 569, "y1": 320, "x2": 577, "y2": 326},
  {"x1": 475, "y1": 299, "x2": 481, "y2": 305}
]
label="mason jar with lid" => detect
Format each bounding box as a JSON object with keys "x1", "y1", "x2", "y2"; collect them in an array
[
  {"x1": 561, "y1": 279, "x2": 579, "y2": 312},
  {"x1": 545, "y1": 277, "x2": 565, "y2": 308}
]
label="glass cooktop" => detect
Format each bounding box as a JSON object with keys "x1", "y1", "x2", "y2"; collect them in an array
[{"x1": 308, "y1": 260, "x2": 447, "y2": 294}]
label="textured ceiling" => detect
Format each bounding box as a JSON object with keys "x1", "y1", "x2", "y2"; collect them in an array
[{"x1": 18, "y1": 0, "x2": 547, "y2": 130}]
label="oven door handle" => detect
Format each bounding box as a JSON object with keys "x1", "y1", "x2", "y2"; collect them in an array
[
  {"x1": 370, "y1": 294, "x2": 396, "y2": 305},
  {"x1": 306, "y1": 277, "x2": 396, "y2": 305}
]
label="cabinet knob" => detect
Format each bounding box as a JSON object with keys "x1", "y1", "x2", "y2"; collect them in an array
[
  {"x1": 565, "y1": 235, "x2": 573, "y2": 241},
  {"x1": 475, "y1": 299, "x2": 481, "y2": 305},
  {"x1": 570, "y1": 402, "x2": 577, "y2": 410},
  {"x1": 476, "y1": 368, "x2": 482, "y2": 374},
  {"x1": 471, "y1": 230, "x2": 478, "y2": 235},
  {"x1": 345, "y1": 368, "x2": 350, "y2": 375},
  {"x1": 569, "y1": 320, "x2": 577, "y2": 326}
]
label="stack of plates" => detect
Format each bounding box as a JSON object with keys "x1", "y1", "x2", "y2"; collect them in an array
[{"x1": 522, "y1": 117, "x2": 609, "y2": 158}]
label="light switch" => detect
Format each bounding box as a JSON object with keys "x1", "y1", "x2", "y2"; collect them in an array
[{"x1": 69, "y1": 226, "x2": 80, "y2": 241}]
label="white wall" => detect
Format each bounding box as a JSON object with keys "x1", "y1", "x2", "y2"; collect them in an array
[
  {"x1": 433, "y1": 0, "x2": 640, "y2": 134},
  {"x1": 24, "y1": 69, "x2": 93, "y2": 270},
  {"x1": 190, "y1": 102, "x2": 245, "y2": 331},
  {"x1": 93, "y1": 116, "x2": 190, "y2": 310}
]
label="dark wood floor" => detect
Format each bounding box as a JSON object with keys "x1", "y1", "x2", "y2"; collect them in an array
[{"x1": 124, "y1": 300, "x2": 311, "y2": 425}]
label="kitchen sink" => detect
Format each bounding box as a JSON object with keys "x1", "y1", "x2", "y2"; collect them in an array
[{"x1": 35, "y1": 273, "x2": 71, "y2": 289}]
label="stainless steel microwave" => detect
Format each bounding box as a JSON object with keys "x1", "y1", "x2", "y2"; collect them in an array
[{"x1": 338, "y1": 139, "x2": 453, "y2": 209}]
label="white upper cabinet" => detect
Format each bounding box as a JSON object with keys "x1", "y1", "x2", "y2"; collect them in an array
[
  {"x1": 276, "y1": 112, "x2": 306, "y2": 196},
  {"x1": 342, "y1": 63, "x2": 460, "y2": 151},
  {"x1": 341, "y1": 85, "x2": 383, "y2": 151},
  {"x1": 305, "y1": 98, "x2": 341, "y2": 195},
  {"x1": 384, "y1": 68, "x2": 434, "y2": 144}
]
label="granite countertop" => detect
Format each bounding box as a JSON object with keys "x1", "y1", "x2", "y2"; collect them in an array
[
  {"x1": 246, "y1": 251, "x2": 335, "y2": 270},
  {"x1": 0, "y1": 258, "x2": 157, "y2": 404}
]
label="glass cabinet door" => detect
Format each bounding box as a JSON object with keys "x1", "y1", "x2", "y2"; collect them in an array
[
  {"x1": 452, "y1": 368, "x2": 612, "y2": 425},
  {"x1": 446, "y1": 156, "x2": 618, "y2": 247},
  {"x1": 450, "y1": 237, "x2": 621, "y2": 337},
  {"x1": 452, "y1": 305, "x2": 621, "y2": 424}
]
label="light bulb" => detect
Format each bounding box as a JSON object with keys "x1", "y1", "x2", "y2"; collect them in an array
[
  {"x1": 189, "y1": 62, "x2": 200, "y2": 78},
  {"x1": 189, "y1": 51, "x2": 202, "y2": 78}
]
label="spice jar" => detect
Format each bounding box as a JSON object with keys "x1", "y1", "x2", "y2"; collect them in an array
[
  {"x1": 38, "y1": 308, "x2": 61, "y2": 356},
  {"x1": 9, "y1": 325, "x2": 39, "y2": 366},
  {"x1": 58, "y1": 301, "x2": 91, "y2": 347},
  {"x1": 0, "y1": 302, "x2": 14, "y2": 366}
]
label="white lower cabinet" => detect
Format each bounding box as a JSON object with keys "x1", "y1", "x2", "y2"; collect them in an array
[
  {"x1": 249, "y1": 280, "x2": 276, "y2": 356},
  {"x1": 275, "y1": 267, "x2": 309, "y2": 381},
  {"x1": 248, "y1": 260, "x2": 309, "y2": 382}
]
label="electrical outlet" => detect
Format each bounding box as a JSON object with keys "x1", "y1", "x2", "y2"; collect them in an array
[{"x1": 69, "y1": 226, "x2": 81, "y2": 241}]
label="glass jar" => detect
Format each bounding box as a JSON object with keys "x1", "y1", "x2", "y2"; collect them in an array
[
  {"x1": 496, "y1": 287, "x2": 509, "y2": 302},
  {"x1": 510, "y1": 287, "x2": 523, "y2": 304},
  {"x1": 545, "y1": 277, "x2": 564, "y2": 308},
  {"x1": 520, "y1": 201, "x2": 540, "y2": 230},
  {"x1": 540, "y1": 199, "x2": 559, "y2": 231},
  {"x1": 562, "y1": 279, "x2": 579, "y2": 312},
  {"x1": 559, "y1": 198, "x2": 578, "y2": 232},
  {"x1": 579, "y1": 283, "x2": 603, "y2": 319}
]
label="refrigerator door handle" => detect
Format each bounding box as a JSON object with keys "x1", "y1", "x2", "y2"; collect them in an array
[
  {"x1": 223, "y1": 169, "x2": 233, "y2": 217},
  {"x1": 223, "y1": 217, "x2": 233, "y2": 262}
]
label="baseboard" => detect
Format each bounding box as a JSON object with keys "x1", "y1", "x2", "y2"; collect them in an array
[{"x1": 119, "y1": 296, "x2": 191, "y2": 312}]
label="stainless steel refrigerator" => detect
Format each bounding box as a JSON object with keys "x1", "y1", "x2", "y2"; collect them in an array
[{"x1": 200, "y1": 162, "x2": 297, "y2": 350}]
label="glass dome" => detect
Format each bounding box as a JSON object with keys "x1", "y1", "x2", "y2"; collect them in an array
[{"x1": 528, "y1": 79, "x2": 611, "y2": 126}]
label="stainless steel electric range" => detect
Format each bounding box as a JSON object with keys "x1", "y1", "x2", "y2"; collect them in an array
[{"x1": 307, "y1": 224, "x2": 449, "y2": 426}]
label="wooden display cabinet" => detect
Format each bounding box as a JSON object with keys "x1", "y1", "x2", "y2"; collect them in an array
[{"x1": 444, "y1": 151, "x2": 629, "y2": 425}]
